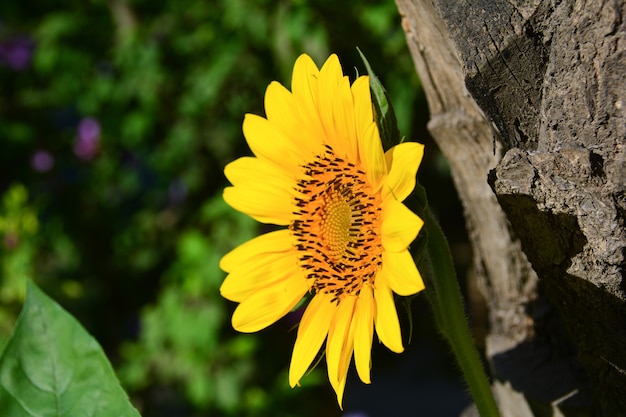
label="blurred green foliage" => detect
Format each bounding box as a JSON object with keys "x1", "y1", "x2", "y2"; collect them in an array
[
  {"x1": 0, "y1": 1, "x2": 432, "y2": 416},
  {"x1": 0, "y1": 184, "x2": 38, "y2": 353}
]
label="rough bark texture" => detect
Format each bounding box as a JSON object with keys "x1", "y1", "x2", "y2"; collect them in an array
[{"x1": 395, "y1": 0, "x2": 626, "y2": 416}]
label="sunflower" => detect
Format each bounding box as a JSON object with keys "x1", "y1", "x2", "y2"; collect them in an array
[{"x1": 219, "y1": 53, "x2": 425, "y2": 406}]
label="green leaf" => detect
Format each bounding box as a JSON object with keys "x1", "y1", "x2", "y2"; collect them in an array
[
  {"x1": 357, "y1": 47, "x2": 401, "y2": 151},
  {"x1": 0, "y1": 281, "x2": 141, "y2": 417}
]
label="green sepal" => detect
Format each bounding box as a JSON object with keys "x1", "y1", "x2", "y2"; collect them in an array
[
  {"x1": 357, "y1": 47, "x2": 401, "y2": 151},
  {"x1": 0, "y1": 281, "x2": 141, "y2": 417}
]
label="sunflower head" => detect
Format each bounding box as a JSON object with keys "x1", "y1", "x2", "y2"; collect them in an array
[{"x1": 220, "y1": 53, "x2": 425, "y2": 407}]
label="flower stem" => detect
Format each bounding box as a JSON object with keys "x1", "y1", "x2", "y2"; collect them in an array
[{"x1": 422, "y1": 204, "x2": 500, "y2": 417}]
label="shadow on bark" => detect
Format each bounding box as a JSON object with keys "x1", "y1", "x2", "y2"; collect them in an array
[{"x1": 491, "y1": 180, "x2": 626, "y2": 416}]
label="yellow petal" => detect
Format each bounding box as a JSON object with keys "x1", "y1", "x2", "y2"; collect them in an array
[
  {"x1": 291, "y1": 54, "x2": 320, "y2": 98},
  {"x1": 243, "y1": 114, "x2": 310, "y2": 168},
  {"x1": 316, "y1": 55, "x2": 352, "y2": 159},
  {"x1": 351, "y1": 76, "x2": 374, "y2": 147},
  {"x1": 264, "y1": 81, "x2": 298, "y2": 135},
  {"x1": 353, "y1": 285, "x2": 375, "y2": 384},
  {"x1": 331, "y1": 75, "x2": 358, "y2": 160},
  {"x1": 222, "y1": 157, "x2": 296, "y2": 223},
  {"x1": 264, "y1": 81, "x2": 322, "y2": 157},
  {"x1": 231, "y1": 272, "x2": 309, "y2": 333},
  {"x1": 289, "y1": 293, "x2": 335, "y2": 387},
  {"x1": 334, "y1": 372, "x2": 348, "y2": 410},
  {"x1": 224, "y1": 156, "x2": 292, "y2": 189},
  {"x1": 223, "y1": 185, "x2": 292, "y2": 226},
  {"x1": 360, "y1": 121, "x2": 386, "y2": 189},
  {"x1": 291, "y1": 54, "x2": 322, "y2": 131},
  {"x1": 326, "y1": 295, "x2": 356, "y2": 408},
  {"x1": 374, "y1": 280, "x2": 403, "y2": 353},
  {"x1": 221, "y1": 252, "x2": 298, "y2": 302},
  {"x1": 220, "y1": 229, "x2": 292, "y2": 273},
  {"x1": 320, "y1": 54, "x2": 342, "y2": 83},
  {"x1": 220, "y1": 233, "x2": 299, "y2": 303},
  {"x1": 382, "y1": 142, "x2": 424, "y2": 202},
  {"x1": 381, "y1": 199, "x2": 423, "y2": 252},
  {"x1": 381, "y1": 250, "x2": 425, "y2": 296}
]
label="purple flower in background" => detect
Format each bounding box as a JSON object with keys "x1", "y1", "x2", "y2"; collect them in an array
[
  {"x1": 30, "y1": 150, "x2": 54, "y2": 172},
  {"x1": 74, "y1": 117, "x2": 101, "y2": 161},
  {"x1": 0, "y1": 36, "x2": 35, "y2": 71},
  {"x1": 168, "y1": 179, "x2": 188, "y2": 204},
  {"x1": 3, "y1": 233, "x2": 20, "y2": 250}
]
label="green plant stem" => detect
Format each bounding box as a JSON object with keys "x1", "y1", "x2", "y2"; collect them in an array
[{"x1": 423, "y1": 206, "x2": 500, "y2": 417}]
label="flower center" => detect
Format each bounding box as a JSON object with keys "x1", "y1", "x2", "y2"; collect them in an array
[
  {"x1": 291, "y1": 145, "x2": 383, "y2": 302},
  {"x1": 321, "y1": 196, "x2": 352, "y2": 261}
]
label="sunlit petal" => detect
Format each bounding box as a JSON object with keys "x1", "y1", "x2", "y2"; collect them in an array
[
  {"x1": 381, "y1": 250, "x2": 425, "y2": 296},
  {"x1": 317, "y1": 55, "x2": 351, "y2": 158},
  {"x1": 330, "y1": 75, "x2": 358, "y2": 160},
  {"x1": 353, "y1": 285, "x2": 375, "y2": 383},
  {"x1": 221, "y1": 250, "x2": 300, "y2": 303},
  {"x1": 374, "y1": 279, "x2": 404, "y2": 353},
  {"x1": 383, "y1": 142, "x2": 424, "y2": 201},
  {"x1": 220, "y1": 229, "x2": 293, "y2": 273},
  {"x1": 265, "y1": 81, "x2": 323, "y2": 157},
  {"x1": 289, "y1": 293, "x2": 335, "y2": 387},
  {"x1": 291, "y1": 54, "x2": 322, "y2": 135},
  {"x1": 224, "y1": 156, "x2": 291, "y2": 189},
  {"x1": 360, "y1": 121, "x2": 386, "y2": 189},
  {"x1": 223, "y1": 185, "x2": 292, "y2": 226},
  {"x1": 351, "y1": 76, "x2": 374, "y2": 144},
  {"x1": 231, "y1": 273, "x2": 309, "y2": 333},
  {"x1": 381, "y1": 198, "x2": 423, "y2": 252},
  {"x1": 243, "y1": 114, "x2": 311, "y2": 168},
  {"x1": 326, "y1": 295, "x2": 356, "y2": 408}
]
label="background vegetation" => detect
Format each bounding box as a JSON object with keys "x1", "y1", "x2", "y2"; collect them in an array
[{"x1": 0, "y1": 1, "x2": 470, "y2": 416}]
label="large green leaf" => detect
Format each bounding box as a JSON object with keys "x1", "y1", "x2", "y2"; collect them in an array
[{"x1": 0, "y1": 281, "x2": 141, "y2": 417}]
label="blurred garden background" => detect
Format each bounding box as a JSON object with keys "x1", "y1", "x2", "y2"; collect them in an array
[{"x1": 0, "y1": 1, "x2": 476, "y2": 416}]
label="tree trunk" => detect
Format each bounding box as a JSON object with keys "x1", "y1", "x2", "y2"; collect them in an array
[{"x1": 394, "y1": 1, "x2": 626, "y2": 416}]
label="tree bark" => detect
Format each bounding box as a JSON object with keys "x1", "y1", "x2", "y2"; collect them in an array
[{"x1": 395, "y1": 1, "x2": 626, "y2": 416}]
